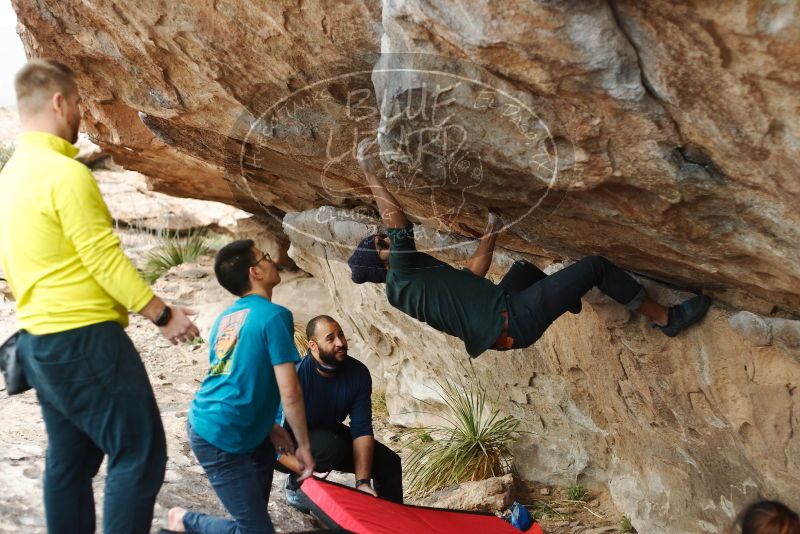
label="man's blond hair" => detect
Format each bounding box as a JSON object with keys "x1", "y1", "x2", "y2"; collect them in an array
[{"x1": 14, "y1": 59, "x2": 76, "y2": 116}]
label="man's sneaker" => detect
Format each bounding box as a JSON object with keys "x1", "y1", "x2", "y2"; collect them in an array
[
  {"x1": 283, "y1": 476, "x2": 310, "y2": 514},
  {"x1": 657, "y1": 294, "x2": 712, "y2": 337}
]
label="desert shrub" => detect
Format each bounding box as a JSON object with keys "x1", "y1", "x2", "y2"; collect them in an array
[
  {"x1": 404, "y1": 371, "x2": 522, "y2": 496},
  {"x1": 142, "y1": 231, "x2": 211, "y2": 283}
]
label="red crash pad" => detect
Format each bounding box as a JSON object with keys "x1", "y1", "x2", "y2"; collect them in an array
[{"x1": 301, "y1": 477, "x2": 544, "y2": 534}]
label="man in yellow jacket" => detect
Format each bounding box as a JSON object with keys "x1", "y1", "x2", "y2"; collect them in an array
[{"x1": 0, "y1": 59, "x2": 199, "y2": 534}]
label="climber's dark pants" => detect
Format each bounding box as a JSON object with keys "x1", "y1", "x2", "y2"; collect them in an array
[{"x1": 502, "y1": 256, "x2": 645, "y2": 349}]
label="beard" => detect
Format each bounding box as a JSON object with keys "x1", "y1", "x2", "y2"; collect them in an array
[{"x1": 317, "y1": 346, "x2": 347, "y2": 369}]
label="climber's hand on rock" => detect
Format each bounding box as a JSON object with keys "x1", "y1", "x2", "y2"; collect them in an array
[
  {"x1": 486, "y1": 211, "x2": 503, "y2": 234},
  {"x1": 357, "y1": 138, "x2": 383, "y2": 176}
]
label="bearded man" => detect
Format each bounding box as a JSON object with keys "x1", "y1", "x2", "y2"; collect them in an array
[{"x1": 276, "y1": 315, "x2": 403, "y2": 509}]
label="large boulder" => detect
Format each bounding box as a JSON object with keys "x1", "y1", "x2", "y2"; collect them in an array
[
  {"x1": 10, "y1": 0, "x2": 800, "y2": 314},
  {"x1": 284, "y1": 207, "x2": 800, "y2": 534}
]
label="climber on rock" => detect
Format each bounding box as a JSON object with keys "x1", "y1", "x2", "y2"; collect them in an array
[{"x1": 347, "y1": 139, "x2": 712, "y2": 358}]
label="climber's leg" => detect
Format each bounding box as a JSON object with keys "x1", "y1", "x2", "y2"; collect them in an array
[
  {"x1": 497, "y1": 260, "x2": 546, "y2": 293},
  {"x1": 498, "y1": 260, "x2": 581, "y2": 314},
  {"x1": 504, "y1": 256, "x2": 711, "y2": 348},
  {"x1": 503, "y1": 256, "x2": 637, "y2": 348}
]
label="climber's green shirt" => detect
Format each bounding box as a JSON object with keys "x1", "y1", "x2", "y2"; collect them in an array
[{"x1": 385, "y1": 223, "x2": 507, "y2": 357}]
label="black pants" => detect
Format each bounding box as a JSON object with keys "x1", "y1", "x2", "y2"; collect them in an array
[
  {"x1": 19, "y1": 321, "x2": 167, "y2": 534},
  {"x1": 502, "y1": 256, "x2": 645, "y2": 349},
  {"x1": 279, "y1": 426, "x2": 404, "y2": 503}
]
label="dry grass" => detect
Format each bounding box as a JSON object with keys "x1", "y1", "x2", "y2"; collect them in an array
[
  {"x1": 372, "y1": 389, "x2": 389, "y2": 420},
  {"x1": 293, "y1": 322, "x2": 309, "y2": 357}
]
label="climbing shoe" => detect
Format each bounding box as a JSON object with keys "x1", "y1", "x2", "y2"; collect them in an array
[
  {"x1": 283, "y1": 476, "x2": 311, "y2": 514},
  {"x1": 657, "y1": 294, "x2": 712, "y2": 337}
]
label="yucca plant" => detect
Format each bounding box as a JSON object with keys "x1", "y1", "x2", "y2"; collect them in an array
[
  {"x1": 142, "y1": 231, "x2": 211, "y2": 283},
  {"x1": 404, "y1": 371, "x2": 522, "y2": 497}
]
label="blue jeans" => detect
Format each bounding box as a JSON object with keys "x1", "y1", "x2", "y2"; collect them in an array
[
  {"x1": 19, "y1": 321, "x2": 167, "y2": 534},
  {"x1": 184, "y1": 423, "x2": 277, "y2": 534}
]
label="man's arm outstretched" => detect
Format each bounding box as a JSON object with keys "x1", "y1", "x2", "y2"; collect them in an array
[
  {"x1": 357, "y1": 139, "x2": 409, "y2": 230},
  {"x1": 465, "y1": 212, "x2": 502, "y2": 278}
]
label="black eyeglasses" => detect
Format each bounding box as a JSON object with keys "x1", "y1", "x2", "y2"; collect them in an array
[{"x1": 251, "y1": 252, "x2": 271, "y2": 267}]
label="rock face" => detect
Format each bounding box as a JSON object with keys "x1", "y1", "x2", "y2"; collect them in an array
[
  {"x1": 10, "y1": 1, "x2": 800, "y2": 532},
  {"x1": 284, "y1": 207, "x2": 800, "y2": 534},
  {"x1": 11, "y1": 0, "x2": 800, "y2": 314},
  {"x1": 420, "y1": 474, "x2": 514, "y2": 513}
]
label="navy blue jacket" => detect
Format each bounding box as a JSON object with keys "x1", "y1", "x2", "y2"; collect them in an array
[{"x1": 280, "y1": 354, "x2": 373, "y2": 439}]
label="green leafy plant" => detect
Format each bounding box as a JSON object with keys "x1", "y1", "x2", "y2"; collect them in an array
[
  {"x1": 620, "y1": 515, "x2": 636, "y2": 533},
  {"x1": 0, "y1": 143, "x2": 14, "y2": 172},
  {"x1": 404, "y1": 371, "x2": 522, "y2": 497},
  {"x1": 567, "y1": 484, "x2": 588, "y2": 502},
  {"x1": 142, "y1": 231, "x2": 211, "y2": 283}
]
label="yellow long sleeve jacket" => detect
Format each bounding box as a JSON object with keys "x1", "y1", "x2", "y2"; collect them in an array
[{"x1": 0, "y1": 131, "x2": 153, "y2": 334}]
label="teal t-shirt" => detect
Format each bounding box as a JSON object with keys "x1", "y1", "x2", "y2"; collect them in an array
[
  {"x1": 385, "y1": 223, "x2": 507, "y2": 357},
  {"x1": 189, "y1": 295, "x2": 300, "y2": 453}
]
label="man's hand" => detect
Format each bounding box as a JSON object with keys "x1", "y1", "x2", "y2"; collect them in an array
[
  {"x1": 294, "y1": 445, "x2": 315, "y2": 482},
  {"x1": 355, "y1": 138, "x2": 409, "y2": 229},
  {"x1": 357, "y1": 482, "x2": 377, "y2": 497},
  {"x1": 356, "y1": 139, "x2": 383, "y2": 176},
  {"x1": 160, "y1": 306, "x2": 200, "y2": 345},
  {"x1": 269, "y1": 424, "x2": 295, "y2": 456},
  {"x1": 486, "y1": 211, "x2": 502, "y2": 235}
]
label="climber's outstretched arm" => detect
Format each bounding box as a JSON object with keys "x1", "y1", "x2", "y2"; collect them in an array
[
  {"x1": 465, "y1": 213, "x2": 501, "y2": 278},
  {"x1": 356, "y1": 139, "x2": 409, "y2": 229}
]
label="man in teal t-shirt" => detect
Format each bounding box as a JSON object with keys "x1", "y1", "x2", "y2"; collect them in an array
[
  {"x1": 168, "y1": 240, "x2": 315, "y2": 534},
  {"x1": 188, "y1": 295, "x2": 298, "y2": 452}
]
